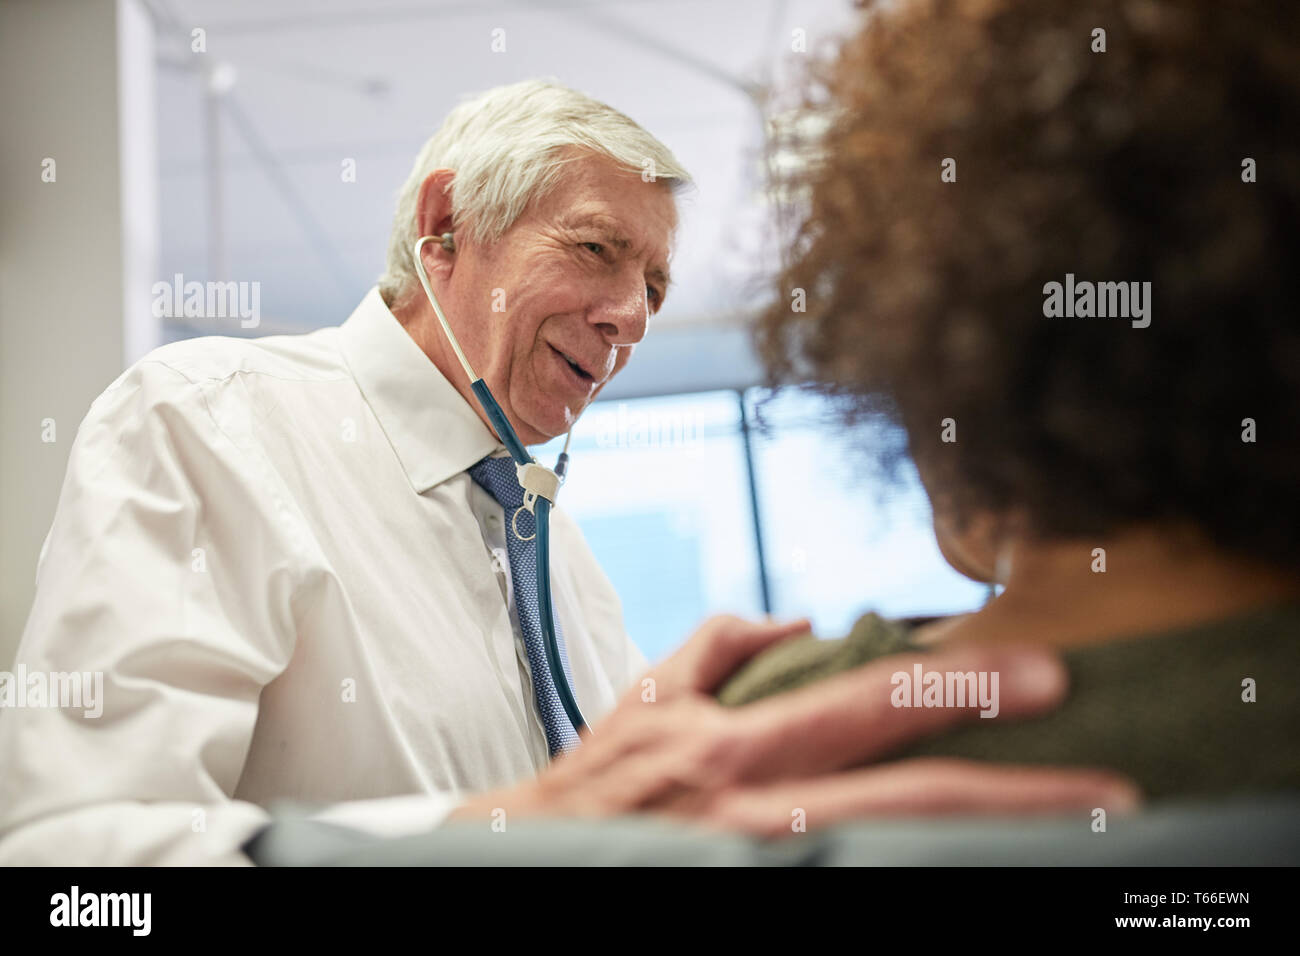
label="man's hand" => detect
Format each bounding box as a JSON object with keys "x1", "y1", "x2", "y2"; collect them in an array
[{"x1": 448, "y1": 615, "x2": 1140, "y2": 836}]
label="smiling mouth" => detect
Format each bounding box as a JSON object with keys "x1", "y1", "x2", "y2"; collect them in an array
[{"x1": 550, "y1": 344, "x2": 594, "y2": 382}]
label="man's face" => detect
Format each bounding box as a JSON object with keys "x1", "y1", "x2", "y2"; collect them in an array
[{"x1": 441, "y1": 154, "x2": 678, "y2": 445}]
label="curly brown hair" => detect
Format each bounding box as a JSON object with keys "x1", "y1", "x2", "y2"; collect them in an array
[{"x1": 756, "y1": 0, "x2": 1300, "y2": 566}]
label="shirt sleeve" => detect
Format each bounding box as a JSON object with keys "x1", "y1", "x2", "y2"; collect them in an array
[{"x1": 0, "y1": 359, "x2": 460, "y2": 865}]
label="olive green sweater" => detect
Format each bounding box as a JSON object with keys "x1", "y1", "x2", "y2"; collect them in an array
[{"x1": 717, "y1": 604, "x2": 1300, "y2": 801}]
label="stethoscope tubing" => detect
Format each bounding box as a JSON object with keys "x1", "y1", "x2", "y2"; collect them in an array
[{"x1": 415, "y1": 237, "x2": 588, "y2": 736}]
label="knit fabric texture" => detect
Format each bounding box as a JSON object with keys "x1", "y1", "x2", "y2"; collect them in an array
[{"x1": 716, "y1": 604, "x2": 1300, "y2": 800}]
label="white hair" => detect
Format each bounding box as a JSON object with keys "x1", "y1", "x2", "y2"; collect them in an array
[{"x1": 379, "y1": 77, "x2": 693, "y2": 303}]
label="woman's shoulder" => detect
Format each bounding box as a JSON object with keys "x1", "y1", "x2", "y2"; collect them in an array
[{"x1": 716, "y1": 611, "x2": 918, "y2": 707}]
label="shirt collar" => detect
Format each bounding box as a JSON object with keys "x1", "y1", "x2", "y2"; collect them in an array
[{"x1": 338, "y1": 287, "x2": 505, "y2": 494}]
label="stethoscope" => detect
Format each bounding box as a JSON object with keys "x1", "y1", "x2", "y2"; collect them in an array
[{"x1": 412, "y1": 233, "x2": 588, "y2": 734}]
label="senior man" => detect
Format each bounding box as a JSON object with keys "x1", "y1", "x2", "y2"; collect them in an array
[{"x1": 0, "y1": 79, "x2": 1135, "y2": 865}]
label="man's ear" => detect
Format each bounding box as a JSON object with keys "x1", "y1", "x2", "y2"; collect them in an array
[
  {"x1": 415, "y1": 168, "x2": 457, "y2": 245},
  {"x1": 411, "y1": 169, "x2": 459, "y2": 291}
]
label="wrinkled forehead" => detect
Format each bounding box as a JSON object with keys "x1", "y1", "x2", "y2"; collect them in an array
[
  {"x1": 539, "y1": 161, "x2": 679, "y2": 275},
  {"x1": 537, "y1": 153, "x2": 679, "y2": 235}
]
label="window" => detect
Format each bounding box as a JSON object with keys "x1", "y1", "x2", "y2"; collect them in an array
[
  {"x1": 537, "y1": 386, "x2": 988, "y2": 661},
  {"x1": 745, "y1": 387, "x2": 989, "y2": 639},
  {"x1": 534, "y1": 391, "x2": 763, "y2": 662}
]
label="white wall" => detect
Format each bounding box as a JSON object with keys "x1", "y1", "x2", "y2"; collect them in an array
[{"x1": 0, "y1": 0, "x2": 158, "y2": 665}]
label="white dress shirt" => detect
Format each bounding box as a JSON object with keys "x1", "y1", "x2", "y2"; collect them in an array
[{"x1": 0, "y1": 288, "x2": 647, "y2": 865}]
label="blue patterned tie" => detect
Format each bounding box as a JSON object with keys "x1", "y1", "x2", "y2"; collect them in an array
[{"x1": 468, "y1": 455, "x2": 580, "y2": 757}]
